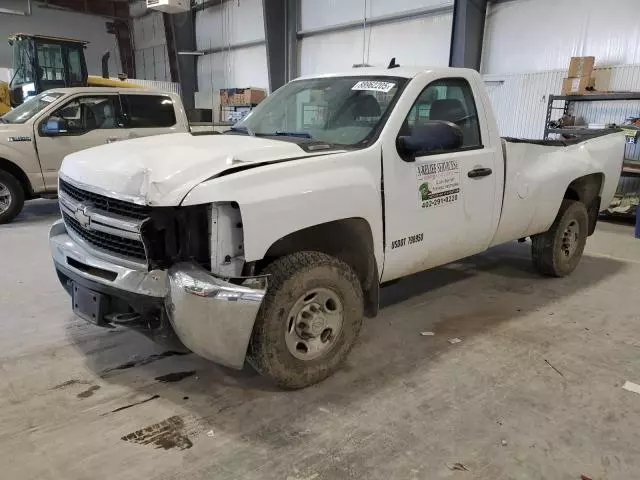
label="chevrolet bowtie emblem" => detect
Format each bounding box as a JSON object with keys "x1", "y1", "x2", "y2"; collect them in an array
[{"x1": 74, "y1": 204, "x2": 91, "y2": 229}]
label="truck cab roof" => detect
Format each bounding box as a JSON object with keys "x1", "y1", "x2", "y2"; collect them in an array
[{"x1": 295, "y1": 66, "x2": 477, "y2": 81}]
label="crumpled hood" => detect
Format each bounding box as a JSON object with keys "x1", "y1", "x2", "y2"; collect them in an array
[{"x1": 61, "y1": 133, "x2": 317, "y2": 206}]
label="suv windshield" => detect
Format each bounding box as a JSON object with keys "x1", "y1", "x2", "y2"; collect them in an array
[
  {"x1": 234, "y1": 76, "x2": 408, "y2": 147},
  {"x1": 1, "y1": 92, "x2": 64, "y2": 124}
]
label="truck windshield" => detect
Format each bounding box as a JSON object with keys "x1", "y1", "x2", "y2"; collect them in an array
[
  {"x1": 234, "y1": 76, "x2": 408, "y2": 147},
  {"x1": 1, "y1": 92, "x2": 64, "y2": 124}
]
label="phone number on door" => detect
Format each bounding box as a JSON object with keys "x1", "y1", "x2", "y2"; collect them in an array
[{"x1": 421, "y1": 193, "x2": 458, "y2": 209}]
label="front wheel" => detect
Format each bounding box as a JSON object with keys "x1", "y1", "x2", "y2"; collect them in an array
[
  {"x1": 0, "y1": 171, "x2": 25, "y2": 225},
  {"x1": 531, "y1": 199, "x2": 588, "y2": 277},
  {"x1": 248, "y1": 251, "x2": 364, "y2": 389}
]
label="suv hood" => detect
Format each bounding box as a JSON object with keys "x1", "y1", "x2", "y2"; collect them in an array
[{"x1": 61, "y1": 133, "x2": 326, "y2": 206}]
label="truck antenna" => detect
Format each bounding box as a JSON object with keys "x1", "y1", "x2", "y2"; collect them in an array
[{"x1": 387, "y1": 58, "x2": 400, "y2": 69}]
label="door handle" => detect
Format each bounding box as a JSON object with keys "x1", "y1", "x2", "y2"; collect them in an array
[
  {"x1": 468, "y1": 167, "x2": 492, "y2": 178},
  {"x1": 106, "y1": 137, "x2": 119, "y2": 144}
]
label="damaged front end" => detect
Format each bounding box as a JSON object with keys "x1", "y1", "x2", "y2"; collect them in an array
[
  {"x1": 50, "y1": 179, "x2": 267, "y2": 369},
  {"x1": 167, "y1": 263, "x2": 267, "y2": 368}
]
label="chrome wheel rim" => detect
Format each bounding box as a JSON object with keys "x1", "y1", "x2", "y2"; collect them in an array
[
  {"x1": 561, "y1": 219, "x2": 580, "y2": 258},
  {"x1": 285, "y1": 287, "x2": 344, "y2": 361},
  {"x1": 0, "y1": 182, "x2": 11, "y2": 215}
]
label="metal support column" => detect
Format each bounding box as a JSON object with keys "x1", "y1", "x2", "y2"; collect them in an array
[
  {"x1": 263, "y1": 0, "x2": 299, "y2": 92},
  {"x1": 449, "y1": 0, "x2": 488, "y2": 71},
  {"x1": 168, "y1": 11, "x2": 197, "y2": 116}
]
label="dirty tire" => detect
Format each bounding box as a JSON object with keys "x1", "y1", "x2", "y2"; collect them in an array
[
  {"x1": 0, "y1": 171, "x2": 25, "y2": 225},
  {"x1": 531, "y1": 199, "x2": 588, "y2": 277},
  {"x1": 248, "y1": 251, "x2": 363, "y2": 389}
]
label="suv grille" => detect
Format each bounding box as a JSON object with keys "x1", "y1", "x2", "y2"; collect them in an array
[{"x1": 59, "y1": 178, "x2": 151, "y2": 220}]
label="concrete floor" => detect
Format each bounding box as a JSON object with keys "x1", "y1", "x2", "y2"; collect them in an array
[{"x1": 2, "y1": 200, "x2": 640, "y2": 480}]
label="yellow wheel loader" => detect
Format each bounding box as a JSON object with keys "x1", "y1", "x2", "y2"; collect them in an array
[{"x1": 0, "y1": 33, "x2": 138, "y2": 114}]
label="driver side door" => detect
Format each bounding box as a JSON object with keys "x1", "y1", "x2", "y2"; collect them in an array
[
  {"x1": 34, "y1": 94, "x2": 127, "y2": 190},
  {"x1": 381, "y1": 76, "x2": 500, "y2": 282}
]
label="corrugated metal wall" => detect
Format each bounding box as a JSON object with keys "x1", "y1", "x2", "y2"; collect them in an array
[
  {"x1": 299, "y1": 0, "x2": 451, "y2": 30},
  {"x1": 131, "y1": 3, "x2": 171, "y2": 82},
  {"x1": 484, "y1": 65, "x2": 640, "y2": 139},
  {"x1": 194, "y1": 0, "x2": 268, "y2": 110},
  {"x1": 482, "y1": 0, "x2": 640, "y2": 75},
  {"x1": 298, "y1": 0, "x2": 453, "y2": 75}
]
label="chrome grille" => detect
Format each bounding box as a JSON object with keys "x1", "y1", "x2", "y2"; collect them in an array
[
  {"x1": 59, "y1": 178, "x2": 151, "y2": 220},
  {"x1": 58, "y1": 179, "x2": 149, "y2": 264},
  {"x1": 62, "y1": 212, "x2": 147, "y2": 261}
]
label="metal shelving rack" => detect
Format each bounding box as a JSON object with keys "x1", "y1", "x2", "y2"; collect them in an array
[
  {"x1": 544, "y1": 92, "x2": 640, "y2": 140},
  {"x1": 220, "y1": 103, "x2": 260, "y2": 124},
  {"x1": 543, "y1": 92, "x2": 640, "y2": 215}
]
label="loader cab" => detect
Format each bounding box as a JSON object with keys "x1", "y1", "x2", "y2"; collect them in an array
[{"x1": 8, "y1": 34, "x2": 88, "y2": 107}]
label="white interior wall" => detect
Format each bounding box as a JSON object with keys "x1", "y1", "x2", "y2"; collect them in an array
[
  {"x1": 300, "y1": 12, "x2": 452, "y2": 75},
  {"x1": 300, "y1": 0, "x2": 452, "y2": 30},
  {"x1": 196, "y1": 45, "x2": 269, "y2": 107},
  {"x1": 299, "y1": 0, "x2": 453, "y2": 76},
  {"x1": 482, "y1": 0, "x2": 640, "y2": 75},
  {"x1": 132, "y1": 2, "x2": 170, "y2": 81},
  {"x1": 195, "y1": 0, "x2": 268, "y2": 110},
  {"x1": 195, "y1": 0, "x2": 265, "y2": 49},
  {"x1": 0, "y1": 0, "x2": 120, "y2": 76}
]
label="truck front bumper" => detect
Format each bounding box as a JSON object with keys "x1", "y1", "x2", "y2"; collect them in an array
[{"x1": 49, "y1": 220, "x2": 267, "y2": 369}]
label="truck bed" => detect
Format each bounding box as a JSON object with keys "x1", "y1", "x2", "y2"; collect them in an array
[{"x1": 490, "y1": 130, "x2": 625, "y2": 247}]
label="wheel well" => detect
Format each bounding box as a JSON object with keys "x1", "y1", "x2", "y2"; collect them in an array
[
  {"x1": 564, "y1": 173, "x2": 603, "y2": 235},
  {"x1": 0, "y1": 158, "x2": 33, "y2": 198},
  {"x1": 260, "y1": 218, "x2": 379, "y2": 317}
]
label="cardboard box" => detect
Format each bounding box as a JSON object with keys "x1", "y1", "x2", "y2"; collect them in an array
[
  {"x1": 562, "y1": 76, "x2": 595, "y2": 95},
  {"x1": 219, "y1": 87, "x2": 267, "y2": 106},
  {"x1": 568, "y1": 56, "x2": 595, "y2": 78}
]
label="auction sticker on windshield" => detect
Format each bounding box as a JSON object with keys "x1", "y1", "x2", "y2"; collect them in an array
[
  {"x1": 41, "y1": 95, "x2": 57, "y2": 103},
  {"x1": 351, "y1": 80, "x2": 396, "y2": 93},
  {"x1": 416, "y1": 160, "x2": 461, "y2": 209}
]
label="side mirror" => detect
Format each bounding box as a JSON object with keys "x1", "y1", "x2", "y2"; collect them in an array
[
  {"x1": 396, "y1": 120, "x2": 464, "y2": 162},
  {"x1": 41, "y1": 117, "x2": 65, "y2": 136}
]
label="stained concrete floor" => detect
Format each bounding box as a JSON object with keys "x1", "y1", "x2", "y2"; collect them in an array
[{"x1": 1, "y1": 199, "x2": 640, "y2": 480}]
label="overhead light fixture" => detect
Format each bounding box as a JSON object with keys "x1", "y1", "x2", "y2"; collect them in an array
[{"x1": 178, "y1": 51, "x2": 205, "y2": 56}]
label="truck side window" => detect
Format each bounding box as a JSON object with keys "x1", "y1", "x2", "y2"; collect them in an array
[
  {"x1": 402, "y1": 78, "x2": 482, "y2": 150},
  {"x1": 120, "y1": 95, "x2": 176, "y2": 128},
  {"x1": 47, "y1": 96, "x2": 121, "y2": 134}
]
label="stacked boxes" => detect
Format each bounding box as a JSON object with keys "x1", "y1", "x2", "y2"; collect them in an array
[
  {"x1": 219, "y1": 87, "x2": 267, "y2": 106},
  {"x1": 219, "y1": 87, "x2": 267, "y2": 123},
  {"x1": 562, "y1": 56, "x2": 595, "y2": 95}
]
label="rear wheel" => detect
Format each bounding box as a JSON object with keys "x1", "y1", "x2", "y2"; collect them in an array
[
  {"x1": 531, "y1": 200, "x2": 588, "y2": 277},
  {"x1": 0, "y1": 171, "x2": 25, "y2": 225},
  {"x1": 248, "y1": 251, "x2": 363, "y2": 389}
]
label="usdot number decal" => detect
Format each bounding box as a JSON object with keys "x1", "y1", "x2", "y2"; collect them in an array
[
  {"x1": 408, "y1": 233, "x2": 424, "y2": 244},
  {"x1": 391, "y1": 238, "x2": 406, "y2": 249},
  {"x1": 391, "y1": 233, "x2": 424, "y2": 250}
]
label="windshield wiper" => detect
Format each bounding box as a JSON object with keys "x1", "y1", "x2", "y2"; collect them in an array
[
  {"x1": 273, "y1": 131, "x2": 313, "y2": 139},
  {"x1": 227, "y1": 126, "x2": 256, "y2": 136}
]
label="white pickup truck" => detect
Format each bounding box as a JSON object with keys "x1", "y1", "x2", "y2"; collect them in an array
[
  {"x1": 49, "y1": 67, "x2": 624, "y2": 388},
  {"x1": 0, "y1": 88, "x2": 189, "y2": 224}
]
